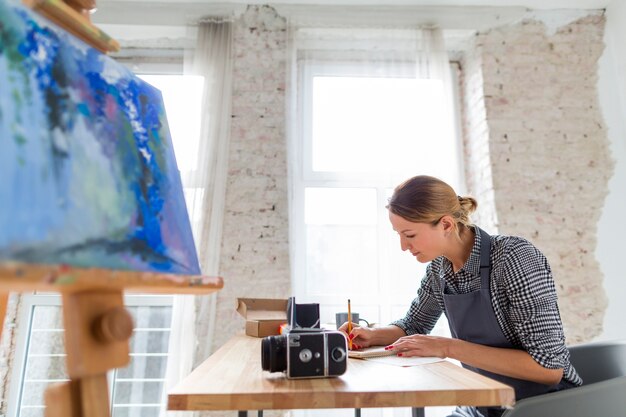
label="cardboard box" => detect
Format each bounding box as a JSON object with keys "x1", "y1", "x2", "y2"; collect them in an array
[{"x1": 236, "y1": 298, "x2": 288, "y2": 337}]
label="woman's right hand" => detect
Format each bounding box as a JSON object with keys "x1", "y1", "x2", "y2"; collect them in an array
[
  {"x1": 337, "y1": 322, "x2": 376, "y2": 349},
  {"x1": 337, "y1": 323, "x2": 407, "y2": 350}
]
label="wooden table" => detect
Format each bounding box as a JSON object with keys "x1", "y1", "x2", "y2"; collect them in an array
[{"x1": 168, "y1": 335, "x2": 515, "y2": 416}]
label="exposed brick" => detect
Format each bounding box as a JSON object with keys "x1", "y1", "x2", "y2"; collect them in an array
[
  {"x1": 462, "y1": 16, "x2": 613, "y2": 343},
  {"x1": 212, "y1": 5, "x2": 291, "y2": 354}
]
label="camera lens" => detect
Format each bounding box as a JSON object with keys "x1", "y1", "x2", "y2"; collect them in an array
[
  {"x1": 331, "y1": 346, "x2": 346, "y2": 362},
  {"x1": 261, "y1": 335, "x2": 287, "y2": 372}
]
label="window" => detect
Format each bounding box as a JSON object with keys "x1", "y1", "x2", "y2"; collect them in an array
[
  {"x1": 6, "y1": 74, "x2": 204, "y2": 417},
  {"x1": 290, "y1": 31, "x2": 462, "y2": 417},
  {"x1": 7, "y1": 294, "x2": 173, "y2": 417},
  {"x1": 292, "y1": 58, "x2": 463, "y2": 332},
  {"x1": 111, "y1": 298, "x2": 174, "y2": 417},
  {"x1": 8, "y1": 295, "x2": 65, "y2": 417},
  {"x1": 138, "y1": 74, "x2": 206, "y2": 241}
]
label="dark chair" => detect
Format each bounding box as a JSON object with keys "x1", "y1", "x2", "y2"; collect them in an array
[{"x1": 501, "y1": 340, "x2": 626, "y2": 417}]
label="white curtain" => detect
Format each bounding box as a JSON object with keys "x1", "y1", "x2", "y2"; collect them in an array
[
  {"x1": 292, "y1": 26, "x2": 452, "y2": 77},
  {"x1": 160, "y1": 19, "x2": 233, "y2": 417}
]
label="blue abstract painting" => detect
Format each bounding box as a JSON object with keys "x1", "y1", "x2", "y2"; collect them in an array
[{"x1": 0, "y1": 0, "x2": 201, "y2": 275}]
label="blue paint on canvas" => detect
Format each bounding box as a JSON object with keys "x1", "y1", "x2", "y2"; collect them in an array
[{"x1": 0, "y1": 0, "x2": 201, "y2": 275}]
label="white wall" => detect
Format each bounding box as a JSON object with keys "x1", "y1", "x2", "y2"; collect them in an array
[{"x1": 597, "y1": 0, "x2": 626, "y2": 341}]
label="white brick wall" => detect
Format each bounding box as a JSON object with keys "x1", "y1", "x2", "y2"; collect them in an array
[
  {"x1": 462, "y1": 15, "x2": 613, "y2": 343},
  {"x1": 211, "y1": 5, "x2": 291, "y2": 353}
]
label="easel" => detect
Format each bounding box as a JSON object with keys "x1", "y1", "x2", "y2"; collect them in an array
[
  {"x1": 22, "y1": 0, "x2": 120, "y2": 53},
  {"x1": 2, "y1": 2, "x2": 219, "y2": 415},
  {"x1": 0, "y1": 263, "x2": 223, "y2": 416}
]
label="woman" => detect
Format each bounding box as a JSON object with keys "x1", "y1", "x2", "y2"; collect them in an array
[{"x1": 340, "y1": 175, "x2": 581, "y2": 417}]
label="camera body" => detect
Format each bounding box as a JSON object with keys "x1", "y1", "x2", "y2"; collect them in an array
[
  {"x1": 262, "y1": 328, "x2": 347, "y2": 378},
  {"x1": 261, "y1": 297, "x2": 348, "y2": 379}
]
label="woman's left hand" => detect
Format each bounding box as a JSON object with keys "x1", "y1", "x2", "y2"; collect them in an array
[{"x1": 385, "y1": 334, "x2": 452, "y2": 358}]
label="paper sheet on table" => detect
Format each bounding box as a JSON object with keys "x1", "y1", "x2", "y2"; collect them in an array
[{"x1": 363, "y1": 355, "x2": 444, "y2": 367}]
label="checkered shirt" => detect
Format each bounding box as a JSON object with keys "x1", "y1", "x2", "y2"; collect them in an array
[{"x1": 392, "y1": 227, "x2": 582, "y2": 386}]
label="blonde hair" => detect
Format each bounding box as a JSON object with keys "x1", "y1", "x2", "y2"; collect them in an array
[{"x1": 387, "y1": 175, "x2": 477, "y2": 228}]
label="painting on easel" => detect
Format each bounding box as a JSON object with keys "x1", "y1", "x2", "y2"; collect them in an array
[{"x1": 0, "y1": 0, "x2": 201, "y2": 275}]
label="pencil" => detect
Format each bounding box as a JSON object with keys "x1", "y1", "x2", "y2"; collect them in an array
[{"x1": 347, "y1": 299, "x2": 352, "y2": 350}]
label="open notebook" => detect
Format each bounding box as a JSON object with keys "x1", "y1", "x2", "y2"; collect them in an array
[{"x1": 348, "y1": 346, "x2": 396, "y2": 359}]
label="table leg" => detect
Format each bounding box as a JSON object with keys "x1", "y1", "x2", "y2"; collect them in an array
[
  {"x1": 355, "y1": 408, "x2": 361, "y2": 417},
  {"x1": 412, "y1": 407, "x2": 425, "y2": 417},
  {"x1": 237, "y1": 411, "x2": 264, "y2": 416}
]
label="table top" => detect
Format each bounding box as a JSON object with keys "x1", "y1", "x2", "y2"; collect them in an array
[{"x1": 168, "y1": 335, "x2": 515, "y2": 411}]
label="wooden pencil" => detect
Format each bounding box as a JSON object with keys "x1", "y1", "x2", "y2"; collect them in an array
[{"x1": 347, "y1": 299, "x2": 352, "y2": 350}]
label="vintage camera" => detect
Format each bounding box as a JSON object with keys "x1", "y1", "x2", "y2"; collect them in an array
[{"x1": 261, "y1": 298, "x2": 348, "y2": 379}]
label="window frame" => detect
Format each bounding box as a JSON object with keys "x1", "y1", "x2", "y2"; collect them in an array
[
  {"x1": 290, "y1": 55, "x2": 465, "y2": 327},
  {"x1": 6, "y1": 293, "x2": 174, "y2": 417}
]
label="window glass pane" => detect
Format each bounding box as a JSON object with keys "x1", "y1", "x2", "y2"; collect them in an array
[
  {"x1": 306, "y1": 224, "x2": 378, "y2": 296},
  {"x1": 129, "y1": 331, "x2": 170, "y2": 354},
  {"x1": 28, "y1": 330, "x2": 64, "y2": 355},
  {"x1": 305, "y1": 188, "x2": 378, "y2": 296},
  {"x1": 19, "y1": 382, "x2": 51, "y2": 406},
  {"x1": 127, "y1": 305, "x2": 172, "y2": 329},
  {"x1": 31, "y1": 306, "x2": 64, "y2": 330},
  {"x1": 138, "y1": 75, "x2": 204, "y2": 171},
  {"x1": 23, "y1": 356, "x2": 67, "y2": 380},
  {"x1": 312, "y1": 76, "x2": 451, "y2": 177},
  {"x1": 17, "y1": 408, "x2": 45, "y2": 417},
  {"x1": 305, "y1": 188, "x2": 377, "y2": 225},
  {"x1": 116, "y1": 355, "x2": 168, "y2": 380},
  {"x1": 110, "y1": 305, "x2": 170, "y2": 416},
  {"x1": 17, "y1": 306, "x2": 67, "y2": 417},
  {"x1": 113, "y1": 380, "x2": 164, "y2": 404},
  {"x1": 115, "y1": 305, "x2": 172, "y2": 382},
  {"x1": 111, "y1": 406, "x2": 162, "y2": 417}
]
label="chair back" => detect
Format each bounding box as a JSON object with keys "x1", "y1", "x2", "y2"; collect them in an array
[
  {"x1": 501, "y1": 340, "x2": 626, "y2": 417},
  {"x1": 568, "y1": 340, "x2": 626, "y2": 384}
]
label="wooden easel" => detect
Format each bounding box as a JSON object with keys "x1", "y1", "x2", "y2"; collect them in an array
[
  {"x1": 0, "y1": 263, "x2": 223, "y2": 417},
  {"x1": 22, "y1": 0, "x2": 120, "y2": 53},
  {"x1": 3, "y1": 2, "x2": 216, "y2": 415}
]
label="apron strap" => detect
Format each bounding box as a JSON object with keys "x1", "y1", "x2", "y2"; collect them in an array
[{"x1": 478, "y1": 227, "x2": 492, "y2": 290}]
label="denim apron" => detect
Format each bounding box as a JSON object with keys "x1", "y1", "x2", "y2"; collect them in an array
[{"x1": 441, "y1": 227, "x2": 571, "y2": 417}]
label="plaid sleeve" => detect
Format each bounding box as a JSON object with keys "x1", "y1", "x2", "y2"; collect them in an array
[
  {"x1": 391, "y1": 264, "x2": 443, "y2": 335},
  {"x1": 500, "y1": 238, "x2": 569, "y2": 370}
]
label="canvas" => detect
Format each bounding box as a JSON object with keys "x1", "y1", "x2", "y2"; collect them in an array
[{"x1": 0, "y1": 0, "x2": 201, "y2": 275}]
